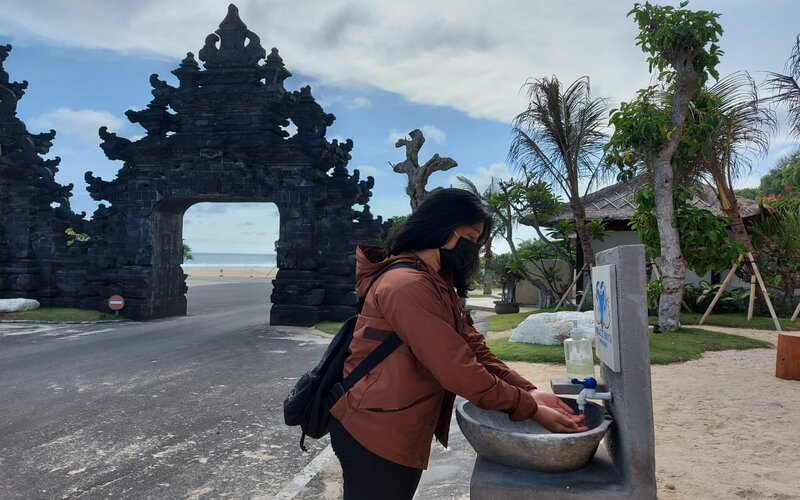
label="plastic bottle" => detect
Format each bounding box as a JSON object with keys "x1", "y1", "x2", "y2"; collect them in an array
[{"x1": 564, "y1": 321, "x2": 596, "y2": 379}]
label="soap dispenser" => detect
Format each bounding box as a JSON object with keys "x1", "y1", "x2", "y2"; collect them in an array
[{"x1": 564, "y1": 320, "x2": 596, "y2": 379}]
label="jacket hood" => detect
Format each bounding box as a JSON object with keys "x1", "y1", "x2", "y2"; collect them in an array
[{"x1": 354, "y1": 245, "x2": 424, "y2": 298}]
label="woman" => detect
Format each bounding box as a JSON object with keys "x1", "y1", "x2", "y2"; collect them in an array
[{"x1": 330, "y1": 188, "x2": 586, "y2": 499}]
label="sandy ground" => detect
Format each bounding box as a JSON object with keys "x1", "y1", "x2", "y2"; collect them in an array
[
  {"x1": 502, "y1": 326, "x2": 799, "y2": 500},
  {"x1": 182, "y1": 267, "x2": 278, "y2": 279}
]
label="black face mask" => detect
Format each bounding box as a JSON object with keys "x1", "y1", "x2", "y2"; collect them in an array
[{"x1": 440, "y1": 236, "x2": 480, "y2": 270}]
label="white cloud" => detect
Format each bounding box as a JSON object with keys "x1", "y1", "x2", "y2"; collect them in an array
[
  {"x1": 355, "y1": 164, "x2": 386, "y2": 177},
  {"x1": 28, "y1": 108, "x2": 127, "y2": 143},
  {"x1": 449, "y1": 162, "x2": 512, "y2": 193},
  {"x1": 0, "y1": 1, "x2": 637, "y2": 124},
  {"x1": 350, "y1": 97, "x2": 372, "y2": 108},
  {"x1": 386, "y1": 124, "x2": 445, "y2": 147},
  {"x1": 2, "y1": 1, "x2": 797, "y2": 125},
  {"x1": 420, "y1": 125, "x2": 446, "y2": 144},
  {"x1": 733, "y1": 176, "x2": 761, "y2": 190},
  {"x1": 386, "y1": 130, "x2": 409, "y2": 146},
  {"x1": 183, "y1": 202, "x2": 278, "y2": 253},
  {"x1": 369, "y1": 195, "x2": 414, "y2": 219}
]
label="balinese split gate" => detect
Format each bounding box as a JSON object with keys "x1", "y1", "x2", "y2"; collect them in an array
[{"x1": 0, "y1": 5, "x2": 387, "y2": 325}]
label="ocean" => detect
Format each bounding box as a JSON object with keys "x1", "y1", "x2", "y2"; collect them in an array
[{"x1": 182, "y1": 252, "x2": 277, "y2": 268}]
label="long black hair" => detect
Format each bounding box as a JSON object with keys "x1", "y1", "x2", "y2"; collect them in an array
[{"x1": 384, "y1": 188, "x2": 493, "y2": 297}]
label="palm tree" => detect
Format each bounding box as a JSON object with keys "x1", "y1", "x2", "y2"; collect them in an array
[
  {"x1": 457, "y1": 175, "x2": 565, "y2": 302},
  {"x1": 456, "y1": 176, "x2": 509, "y2": 294},
  {"x1": 697, "y1": 72, "x2": 777, "y2": 254},
  {"x1": 508, "y1": 76, "x2": 609, "y2": 269},
  {"x1": 766, "y1": 35, "x2": 800, "y2": 136}
]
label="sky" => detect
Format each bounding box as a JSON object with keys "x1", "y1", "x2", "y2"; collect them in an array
[{"x1": 1, "y1": 0, "x2": 798, "y2": 254}]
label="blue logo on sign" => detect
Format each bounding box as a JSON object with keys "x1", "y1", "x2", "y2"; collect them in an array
[{"x1": 595, "y1": 281, "x2": 612, "y2": 329}]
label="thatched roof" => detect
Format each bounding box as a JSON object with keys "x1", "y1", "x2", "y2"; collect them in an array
[{"x1": 521, "y1": 174, "x2": 762, "y2": 229}]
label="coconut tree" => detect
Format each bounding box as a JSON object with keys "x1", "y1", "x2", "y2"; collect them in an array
[
  {"x1": 766, "y1": 35, "x2": 800, "y2": 137},
  {"x1": 508, "y1": 76, "x2": 608, "y2": 269},
  {"x1": 697, "y1": 71, "x2": 777, "y2": 253},
  {"x1": 456, "y1": 176, "x2": 505, "y2": 294}
]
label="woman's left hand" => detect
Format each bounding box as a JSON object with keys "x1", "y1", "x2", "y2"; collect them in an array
[{"x1": 528, "y1": 389, "x2": 575, "y2": 416}]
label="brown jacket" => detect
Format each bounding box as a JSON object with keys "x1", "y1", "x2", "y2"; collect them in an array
[{"x1": 330, "y1": 246, "x2": 539, "y2": 469}]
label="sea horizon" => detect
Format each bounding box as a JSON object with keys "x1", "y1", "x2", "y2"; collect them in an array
[{"x1": 182, "y1": 252, "x2": 277, "y2": 268}]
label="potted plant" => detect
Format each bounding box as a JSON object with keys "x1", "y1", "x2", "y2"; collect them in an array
[{"x1": 494, "y1": 257, "x2": 524, "y2": 314}]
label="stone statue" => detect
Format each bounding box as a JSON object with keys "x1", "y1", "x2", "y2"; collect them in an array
[{"x1": 391, "y1": 129, "x2": 458, "y2": 211}]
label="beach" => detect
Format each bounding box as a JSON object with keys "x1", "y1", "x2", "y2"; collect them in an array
[{"x1": 182, "y1": 266, "x2": 278, "y2": 279}]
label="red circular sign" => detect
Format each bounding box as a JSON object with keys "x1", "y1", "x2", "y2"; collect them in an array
[{"x1": 108, "y1": 294, "x2": 125, "y2": 311}]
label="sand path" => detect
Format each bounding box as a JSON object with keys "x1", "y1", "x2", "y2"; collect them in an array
[{"x1": 504, "y1": 325, "x2": 798, "y2": 500}]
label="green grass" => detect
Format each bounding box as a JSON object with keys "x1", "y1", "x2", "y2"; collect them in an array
[
  {"x1": 488, "y1": 307, "x2": 799, "y2": 333},
  {"x1": 663, "y1": 312, "x2": 799, "y2": 331},
  {"x1": 487, "y1": 311, "x2": 539, "y2": 331},
  {"x1": 0, "y1": 307, "x2": 122, "y2": 322},
  {"x1": 485, "y1": 337, "x2": 566, "y2": 363},
  {"x1": 487, "y1": 327, "x2": 772, "y2": 365},
  {"x1": 315, "y1": 321, "x2": 344, "y2": 335}
]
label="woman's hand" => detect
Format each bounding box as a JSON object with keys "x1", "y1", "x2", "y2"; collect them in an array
[
  {"x1": 528, "y1": 389, "x2": 575, "y2": 416},
  {"x1": 532, "y1": 406, "x2": 588, "y2": 433}
]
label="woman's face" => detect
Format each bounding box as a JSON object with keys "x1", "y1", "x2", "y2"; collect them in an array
[{"x1": 441, "y1": 221, "x2": 485, "y2": 250}]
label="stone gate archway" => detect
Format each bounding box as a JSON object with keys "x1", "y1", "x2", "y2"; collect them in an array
[{"x1": 0, "y1": 5, "x2": 387, "y2": 326}]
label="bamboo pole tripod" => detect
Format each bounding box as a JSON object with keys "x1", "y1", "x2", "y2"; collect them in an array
[
  {"x1": 698, "y1": 252, "x2": 782, "y2": 331},
  {"x1": 554, "y1": 264, "x2": 588, "y2": 311}
]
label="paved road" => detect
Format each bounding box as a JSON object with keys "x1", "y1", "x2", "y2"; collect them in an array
[
  {"x1": 0, "y1": 277, "x2": 479, "y2": 499},
  {"x1": 0, "y1": 277, "x2": 338, "y2": 499}
]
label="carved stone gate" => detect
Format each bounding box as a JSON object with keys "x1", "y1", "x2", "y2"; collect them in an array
[{"x1": 0, "y1": 5, "x2": 387, "y2": 325}]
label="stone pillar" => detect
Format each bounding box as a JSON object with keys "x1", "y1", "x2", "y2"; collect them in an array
[
  {"x1": 270, "y1": 185, "x2": 325, "y2": 326},
  {"x1": 468, "y1": 244, "x2": 656, "y2": 499},
  {"x1": 594, "y1": 244, "x2": 656, "y2": 499}
]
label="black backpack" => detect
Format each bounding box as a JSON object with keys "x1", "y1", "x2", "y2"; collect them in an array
[{"x1": 283, "y1": 262, "x2": 414, "y2": 451}]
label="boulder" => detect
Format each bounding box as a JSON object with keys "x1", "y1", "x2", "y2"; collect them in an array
[
  {"x1": 510, "y1": 310, "x2": 595, "y2": 345},
  {"x1": 0, "y1": 298, "x2": 41, "y2": 313}
]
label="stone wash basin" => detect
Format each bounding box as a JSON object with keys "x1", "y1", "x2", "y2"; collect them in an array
[{"x1": 456, "y1": 397, "x2": 612, "y2": 473}]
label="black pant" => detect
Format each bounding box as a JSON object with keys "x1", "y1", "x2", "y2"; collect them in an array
[{"x1": 329, "y1": 417, "x2": 423, "y2": 500}]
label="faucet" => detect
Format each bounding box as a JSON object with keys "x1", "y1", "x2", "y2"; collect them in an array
[{"x1": 570, "y1": 377, "x2": 612, "y2": 413}]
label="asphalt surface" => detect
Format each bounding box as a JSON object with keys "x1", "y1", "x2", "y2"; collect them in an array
[{"x1": 0, "y1": 277, "x2": 338, "y2": 499}]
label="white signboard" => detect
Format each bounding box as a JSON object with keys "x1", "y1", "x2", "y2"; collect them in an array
[{"x1": 592, "y1": 265, "x2": 621, "y2": 372}]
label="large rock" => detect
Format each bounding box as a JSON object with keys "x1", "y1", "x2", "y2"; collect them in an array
[
  {"x1": 510, "y1": 310, "x2": 595, "y2": 345},
  {"x1": 0, "y1": 298, "x2": 41, "y2": 313}
]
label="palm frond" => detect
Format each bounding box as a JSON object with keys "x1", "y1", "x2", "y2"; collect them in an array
[
  {"x1": 509, "y1": 75, "x2": 608, "y2": 201},
  {"x1": 765, "y1": 35, "x2": 800, "y2": 137},
  {"x1": 456, "y1": 175, "x2": 481, "y2": 197},
  {"x1": 700, "y1": 72, "x2": 776, "y2": 190}
]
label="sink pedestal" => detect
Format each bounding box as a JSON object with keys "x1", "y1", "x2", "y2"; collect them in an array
[
  {"x1": 470, "y1": 446, "x2": 624, "y2": 499},
  {"x1": 468, "y1": 245, "x2": 657, "y2": 499}
]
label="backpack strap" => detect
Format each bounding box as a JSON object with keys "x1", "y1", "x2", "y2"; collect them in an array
[{"x1": 327, "y1": 261, "x2": 415, "y2": 403}]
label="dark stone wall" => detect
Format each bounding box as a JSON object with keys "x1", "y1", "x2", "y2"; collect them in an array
[{"x1": 0, "y1": 5, "x2": 388, "y2": 325}]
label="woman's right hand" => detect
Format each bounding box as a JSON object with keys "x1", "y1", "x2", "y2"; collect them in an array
[{"x1": 532, "y1": 406, "x2": 589, "y2": 433}]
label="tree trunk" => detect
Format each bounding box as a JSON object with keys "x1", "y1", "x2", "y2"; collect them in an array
[
  {"x1": 483, "y1": 240, "x2": 493, "y2": 295},
  {"x1": 713, "y1": 174, "x2": 755, "y2": 255},
  {"x1": 572, "y1": 200, "x2": 595, "y2": 301},
  {"x1": 722, "y1": 201, "x2": 754, "y2": 255},
  {"x1": 654, "y1": 157, "x2": 688, "y2": 331},
  {"x1": 652, "y1": 51, "x2": 700, "y2": 331},
  {"x1": 572, "y1": 199, "x2": 596, "y2": 267}
]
